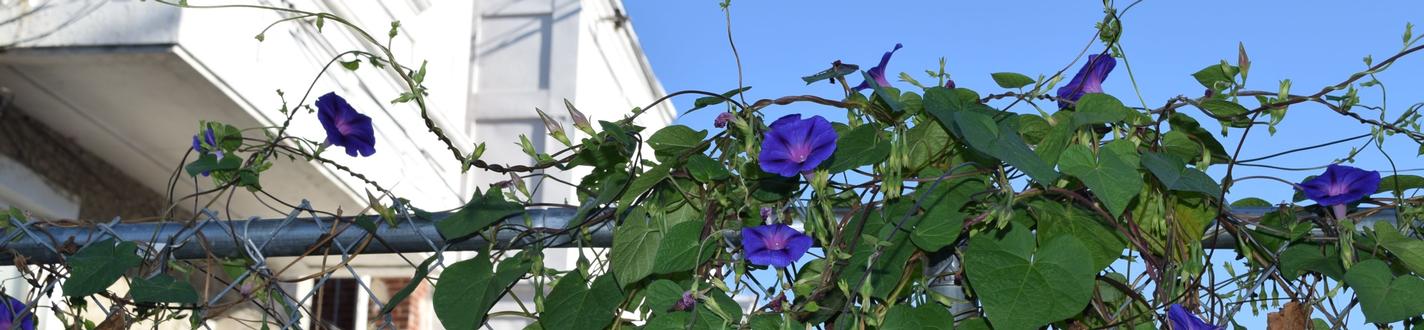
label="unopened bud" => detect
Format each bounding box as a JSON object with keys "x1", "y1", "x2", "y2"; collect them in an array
[
  {"x1": 535, "y1": 108, "x2": 572, "y2": 146},
  {"x1": 564, "y1": 99, "x2": 594, "y2": 135}
]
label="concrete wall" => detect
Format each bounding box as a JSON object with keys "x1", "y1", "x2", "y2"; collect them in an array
[{"x1": 0, "y1": 107, "x2": 176, "y2": 221}]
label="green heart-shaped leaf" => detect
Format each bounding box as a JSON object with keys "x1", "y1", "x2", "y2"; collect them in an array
[
  {"x1": 1027, "y1": 201, "x2": 1126, "y2": 272},
  {"x1": 881, "y1": 303, "x2": 954, "y2": 330},
  {"x1": 1373, "y1": 222, "x2": 1424, "y2": 276},
  {"x1": 950, "y1": 110, "x2": 1061, "y2": 183},
  {"x1": 1344, "y1": 259, "x2": 1424, "y2": 323},
  {"x1": 965, "y1": 225, "x2": 1095, "y2": 330},
  {"x1": 1141, "y1": 152, "x2": 1221, "y2": 196},
  {"x1": 647, "y1": 125, "x2": 708, "y2": 162},
  {"x1": 63, "y1": 239, "x2": 143, "y2": 297},
  {"x1": 1058, "y1": 140, "x2": 1141, "y2": 217},
  {"x1": 825, "y1": 123, "x2": 891, "y2": 173},
  {"x1": 1278, "y1": 244, "x2": 1343, "y2": 281},
  {"x1": 911, "y1": 175, "x2": 987, "y2": 252},
  {"x1": 611, "y1": 216, "x2": 662, "y2": 287},
  {"x1": 542, "y1": 272, "x2": 623, "y2": 330},
  {"x1": 433, "y1": 252, "x2": 530, "y2": 329}
]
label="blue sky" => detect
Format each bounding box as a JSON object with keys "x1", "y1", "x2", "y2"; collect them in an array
[
  {"x1": 626, "y1": 0, "x2": 1424, "y2": 202},
  {"x1": 625, "y1": 0, "x2": 1424, "y2": 327}
]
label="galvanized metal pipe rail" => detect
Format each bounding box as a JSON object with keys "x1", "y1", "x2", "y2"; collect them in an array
[{"x1": 0, "y1": 206, "x2": 1398, "y2": 265}]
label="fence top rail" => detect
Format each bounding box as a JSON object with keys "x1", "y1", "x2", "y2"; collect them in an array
[{"x1": 0, "y1": 205, "x2": 1396, "y2": 265}]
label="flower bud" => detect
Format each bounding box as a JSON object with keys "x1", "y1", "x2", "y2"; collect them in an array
[
  {"x1": 564, "y1": 99, "x2": 595, "y2": 135},
  {"x1": 535, "y1": 108, "x2": 572, "y2": 147}
]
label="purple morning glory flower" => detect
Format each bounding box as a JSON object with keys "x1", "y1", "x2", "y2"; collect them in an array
[
  {"x1": 1299, "y1": 164, "x2": 1380, "y2": 220},
  {"x1": 852, "y1": 43, "x2": 904, "y2": 91},
  {"x1": 672, "y1": 291, "x2": 696, "y2": 311},
  {"x1": 316, "y1": 92, "x2": 376, "y2": 157},
  {"x1": 1167, "y1": 304, "x2": 1219, "y2": 330},
  {"x1": 0, "y1": 296, "x2": 34, "y2": 330},
  {"x1": 714, "y1": 112, "x2": 734, "y2": 128},
  {"x1": 1299, "y1": 164, "x2": 1380, "y2": 206},
  {"x1": 1056, "y1": 54, "x2": 1116, "y2": 108},
  {"x1": 741, "y1": 224, "x2": 812, "y2": 268},
  {"x1": 189, "y1": 127, "x2": 223, "y2": 177},
  {"x1": 758, "y1": 114, "x2": 837, "y2": 177},
  {"x1": 191, "y1": 127, "x2": 223, "y2": 159}
]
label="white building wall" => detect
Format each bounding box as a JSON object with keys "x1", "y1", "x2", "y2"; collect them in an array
[
  {"x1": 1, "y1": 0, "x2": 672, "y2": 329},
  {"x1": 174, "y1": 0, "x2": 476, "y2": 211}
]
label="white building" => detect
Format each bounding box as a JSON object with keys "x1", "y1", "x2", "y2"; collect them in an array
[{"x1": 0, "y1": 0, "x2": 672, "y2": 329}]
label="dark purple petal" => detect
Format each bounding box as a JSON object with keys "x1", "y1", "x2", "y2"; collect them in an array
[
  {"x1": 209, "y1": 127, "x2": 225, "y2": 159},
  {"x1": 944, "y1": 79, "x2": 956, "y2": 89},
  {"x1": 763, "y1": 294, "x2": 786, "y2": 313},
  {"x1": 1056, "y1": 54, "x2": 1116, "y2": 108},
  {"x1": 802, "y1": 119, "x2": 837, "y2": 169},
  {"x1": 672, "y1": 291, "x2": 696, "y2": 311},
  {"x1": 0, "y1": 296, "x2": 33, "y2": 330},
  {"x1": 714, "y1": 112, "x2": 734, "y2": 128},
  {"x1": 1167, "y1": 304, "x2": 1219, "y2": 330},
  {"x1": 853, "y1": 43, "x2": 903, "y2": 91},
  {"x1": 783, "y1": 230, "x2": 812, "y2": 261},
  {"x1": 748, "y1": 249, "x2": 794, "y2": 268},
  {"x1": 741, "y1": 224, "x2": 811, "y2": 268},
  {"x1": 204, "y1": 127, "x2": 218, "y2": 149},
  {"x1": 758, "y1": 115, "x2": 838, "y2": 177},
  {"x1": 741, "y1": 227, "x2": 768, "y2": 255},
  {"x1": 1299, "y1": 165, "x2": 1380, "y2": 206},
  {"x1": 316, "y1": 92, "x2": 377, "y2": 157},
  {"x1": 191, "y1": 135, "x2": 204, "y2": 153}
]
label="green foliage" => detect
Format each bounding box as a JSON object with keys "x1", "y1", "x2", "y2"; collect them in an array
[
  {"x1": 881, "y1": 304, "x2": 954, "y2": 330},
  {"x1": 1345, "y1": 259, "x2": 1424, "y2": 324},
  {"x1": 611, "y1": 215, "x2": 663, "y2": 287},
  {"x1": 648, "y1": 125, "x2": 709, "y2": 162},
  {"x1": 382, "y1": 255, "x2": 437, "y2": 314},
  {"x1": 642, "y1": 280, "x2": 685, "y2": 312},
  {"x1": 1141, "y1": 152, "x2": 1221, "y2": 196},
  {"x1": 1378, "y1": 174, "x2": 1424, "y2": 195},
  {"x1": 690, "y1": 87, "x2": 753, "y2": 111},
  {"x1": 1058, "y1": 140, "x2": 1141, "y2": 217},
  {"x1": 1192, "y1": 62, "x2": 1240, "y2": 91},
  {"x1": 965, "y1": 225, "x2": 1094, "y2": 330},
  {"x1": 910, "y1": 174, "x2": 987, "y2": 252},
  {"x1": 130, "y1": 274, "x2": 199, "y2": 304},
  {"x1": 686, "y1": 154, "x2": 730, "y2": 182},
  {"x1": 842, "y1": 201, "x2": 921, "y2": 299},
  {"x1": 435, "y1": 188, "x2": 524, "y2": 240},
  {"x1": 184, "y1": 153, "x2": 241, "y2": 177},
  {"x1": 1027, "y1": 201, "x2": 1126, "y2": 272},
  {"x1": 825, "y1": 123, "x2": 891, "y2": 173},
  {"x1": 432, "y1": 252, "x2": 530, "y2": 329},
  {"x1": 1278, "y1": 244, "x2": 1343, "y2": 281},
  {"x1": 64, "y1": 239, "x2": 143, "y2": 297},
  {"x1": 1373, "y1": 222, "x2": 1424, "y2": 276},
  {"x1": 124, "y1": 5, "x2": 1424, "y2": 328},
  {"x1": 542, "y1": 271, "x2": 623, "y2": 330},
  {"x1": 989, "y1": 72, "x2": 1035, "y2": 89},
  {"x1": 930, "y1": 103, "x2": 1060, "y2": 183},
  {"x1": 652, "y1": 220, "x2": 716, "y2": 274}
]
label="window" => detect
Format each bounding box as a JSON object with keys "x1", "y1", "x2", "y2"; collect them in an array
[{"x1": 310, "y1": 278, "x2": 360, "y2": 330}]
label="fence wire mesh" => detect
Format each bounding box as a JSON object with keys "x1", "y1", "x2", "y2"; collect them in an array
[{"x1": 0, "y1": 199, "x2": 603, "y2": 329}]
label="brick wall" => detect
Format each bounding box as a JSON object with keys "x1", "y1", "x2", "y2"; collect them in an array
[{"x1": 377, "y1": 277, "x2": 430, "y2": 330}]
